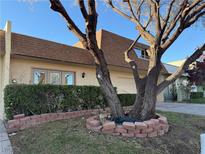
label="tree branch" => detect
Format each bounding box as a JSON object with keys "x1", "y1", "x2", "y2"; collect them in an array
[
  {"x1": 106, "y1": 0, "x2": 155, "y2": 44},
  {"x1": 149, "y1": 0, "x2": 161, "y2": 39},
  {"x1": 161, "y1": 1, "x2": 205, "y2": 51},
  {"x1": 127, "y1": 0, "x2": 138, "y2": 20},
  {"x1": 136, "y1": 0, "x2": 145, "y2": 20},
  {"x1": 49, "y1": 0, "x2": 87, "y2": 46},
  {"x1": 157, "y1": 44, "x2": 205, "y2": 94},
  {"x1": 161, "y1": 0, "x2": 188, "y2": 43},
  {"x1": 124, "y1": 35, "x2": 141, "y2": 63},
  {"x1": 185, "y1": 10, "x2": 205, "y2": 28},
  {"x1": 124, "y1": 17, "x2": 152, "y2": 88},
  {"x1": 185, "y1": 3, "x2": 205, "y2": 23},
  {"x1": 106, "y1": 0, "x2": 136, "y2": 22},
  {"x1": 161, "y1": 2, "x2": 205, "y2": 51},
  {"x1": 87, "y1": 0, "x2": 98, "y2": 33},
  {"x1": 161, "y1": 0, "x2": 176, "y2": 38},
  {"x1": 78, "y1": 0, "x2": 88, "y2": 21}
]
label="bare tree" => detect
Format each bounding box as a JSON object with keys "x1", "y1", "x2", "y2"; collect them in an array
[
  {"x1": 106, "y1": 0, "x2": 205, "y2": 120},
  {"x1": 50, "y1": 0, "x2": 205, "y2": 121},
  {"x1": 50, "y1": 0, "x2": 124, "y2": 118}
]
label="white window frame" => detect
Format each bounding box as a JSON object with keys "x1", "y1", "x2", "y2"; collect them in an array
[
  {"x1": 62, "y1": 72, "x2": 75, "y2": 85},
  {"x1": 32, "y1": 69, "x2": 48, "y2": 84},
  {"x1": 134, "y1": 48, "x2": 149, "y2": 60},
  {"x1": 49, "y1": 71, "x2": 62, "y2": 85},
  {"x1": 32, "y1": 68, "x2": 75, "y2": 85}
]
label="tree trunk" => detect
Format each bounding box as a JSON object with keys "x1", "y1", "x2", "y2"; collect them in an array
[
  {"x1": 85, "y1": 22, "x2": 124, "y2": 118},
  {"x1": 140, "y1": 52, "x2": 161, "y2": 120},
  {"x1": 140, "y1": 76, "x2": 159, "y2": 120},
  {"x1": 129, "y1": 78, "x2": 146, "y2": 119},
  {"x1": 95, "y1": 65, "x2": 124, "y2": 118},
  {"x1": 92, "y1": 46, "x2": 124, "y2": 118},
  {"x1": 129, "y1": 49, "x2": 161, "y2": 121}
]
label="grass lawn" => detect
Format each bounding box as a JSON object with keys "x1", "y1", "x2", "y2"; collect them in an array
[{"x1": 9, "y1": 111, "x2": 205, "y2": 154}]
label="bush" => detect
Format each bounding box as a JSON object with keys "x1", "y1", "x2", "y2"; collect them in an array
[
  {"x1": 118, "y1": 94, "x2": 135, "y2": 107},
  {"x1": 4, "y1": 84, "x2": 136, "y2": 119},
  {"x1": 190, "y1": 92, "x2": 203, "y2": 99}
]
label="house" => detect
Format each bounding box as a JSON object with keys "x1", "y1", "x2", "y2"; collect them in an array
[
  {"x1": 163, "y1": 63, "x2": 190, "y2": 102},
  {"x1": 0, "y1": 21, "x2": 169, "y2": 119},
  {"x1": 168, "y1": 56, "x2": 205, "y2": 95}
]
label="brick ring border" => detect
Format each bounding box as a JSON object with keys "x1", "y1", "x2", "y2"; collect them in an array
[
  {"x1": 6, "y1": 108, "x2": 169, "y2": 138},
  {"x1": 86, "y1": 114, "x2": 169, "y2": 138},
  {"x1": 6, "y1": 109, "x2": 100, "y2": 133}
]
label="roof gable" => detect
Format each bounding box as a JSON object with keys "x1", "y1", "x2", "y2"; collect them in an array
[
  {"x1": 99, "y1": 29, "x2": 149, "y2": 70},
  {"x1": 98, "y1": 29, "x2": 167, "y2": 73}
]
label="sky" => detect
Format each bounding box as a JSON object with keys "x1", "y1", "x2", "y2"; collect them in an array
[{"x1": 0, "y1": 0, "x2": 204, "y2": 63}]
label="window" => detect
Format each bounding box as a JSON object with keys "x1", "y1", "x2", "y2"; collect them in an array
[
  {"x1": 32, "y1": 68, "x2": 75, "y2": 85},
  {"x1": 134, "y1": 48, "x2": 149, "y2": 59},
  {"x1": 33, "y1": 69, "x2": 47, "y2": 84},
  {"x1": 63, "y1": 72, "x2": 74, "y2": 85},
  {"x1": 49, "y1": 71, "x2": 61, "y2": 85}
]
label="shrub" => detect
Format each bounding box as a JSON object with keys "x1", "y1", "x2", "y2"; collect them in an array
[
  {"x1": 118, "y1": 94, "x2": 135, "y2": 107},
  {"x1": 190, "y1": 92, "x2": 203, "y2": 99},
  {"x1": 4, "y1": 84, "x2": 136, "y2": 119}
]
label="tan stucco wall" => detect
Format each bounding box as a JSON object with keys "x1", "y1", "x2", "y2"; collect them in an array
[
  {"x1": 0, "y1": 21, "x2": 11, "y2": 119},
  {"x1": 0, "y1": 56, "x2": 3, "y2": 119},
  {"x1": 10, "y1": 57, "x2": 165, "y2": 101},
  {"x1": 10, "y1": 57, "x2": 99, "y2": 86},
  {"x1": 10, "y1": 57, "x2": 136, "y2": 93}
]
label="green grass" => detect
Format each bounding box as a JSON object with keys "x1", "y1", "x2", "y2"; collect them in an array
[
  {"x1": 10, "y1": 112, "x2": 205, "y2": 154},
  {"x1": 189, "y1": 97, "x2": 205, "y2": 104}
]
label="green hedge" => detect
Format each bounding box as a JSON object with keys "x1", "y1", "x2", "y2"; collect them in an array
[
  {"x1": 118, "y1": 94, "x2": 135, "y2": 107},
  {"x1": 190, "y1": 92, "x2": 203, "y2": 99},
  {"x1": 4, "y1": 84, "x2": 136, "y2": 119}
]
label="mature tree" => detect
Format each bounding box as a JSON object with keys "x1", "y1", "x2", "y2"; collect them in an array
[
  {"x1": 50, "y1": 0, "x2": 205, "y2": 121},
  {"x1": 105, "y1": 0, "x2": 205, "y2": 120},
  {"x1": 50, "y1": 0, "x2": 124, "y2": 118}
]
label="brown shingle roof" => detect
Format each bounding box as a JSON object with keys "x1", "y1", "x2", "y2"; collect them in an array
[
  {"x1": 0, "y1": 30, "x2": 5, "y2": 55},
  {"x1": 10, "y1": 32, "x2": 94, "y2": 65},
  {"x1": 75, "y1": 29, "x2": 167, "y2": 73},
  {"x1": 99, "y1": 29, "x2": 150, "y2": 71},
  {"x1": 0, "y1": 29, "x2": 168, "y2": 73}
]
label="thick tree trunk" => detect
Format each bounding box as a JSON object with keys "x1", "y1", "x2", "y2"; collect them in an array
[
  {"x1": 92, "y1": 46, "x2": 124, "y2": 118},
  {"x1": 140, "y1": 52, "x2": 161, "y2": 120},
  {"x1": 129, "y1": 93, "x2": 144, "y2": 119},
  {"x1": 96, "y1": 65, "x2": 124, "y2": 118},
  {"x1": 140, "y1": 77, "x2": 159, "y2": 120},
  {"x1": 85, "y1": 17, "x2": 124, "y2": 118},
  {"x1": 129, "y1": 49, "x2": 161, "y2": 121},
  {"x1": 129, "y1": 78, "x2": 146, "y2": 119}
]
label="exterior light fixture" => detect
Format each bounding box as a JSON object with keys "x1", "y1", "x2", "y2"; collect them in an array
[
  {"x1": 11, "y1": 79, "x2": 17, "y2": 84},
  {"x1": 82, "y1": 72, "x2": 85, "y2": 78}
]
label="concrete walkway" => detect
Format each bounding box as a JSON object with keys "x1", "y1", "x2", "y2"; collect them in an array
[
  {"x1": 156, "y1": 102, "x2": 205, "y2": 116},
  {"x1": 0, "y1": 120, "x2": 13, "y2": 154}
]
